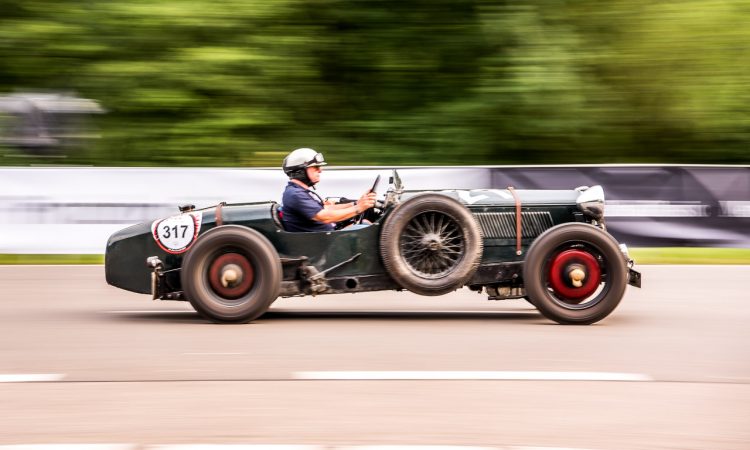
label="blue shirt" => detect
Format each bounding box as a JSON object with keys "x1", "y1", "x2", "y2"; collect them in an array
[{"x1": 281, "y1": 182, "x2": 335, "y2": 232}]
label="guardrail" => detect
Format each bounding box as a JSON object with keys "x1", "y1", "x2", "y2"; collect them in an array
[{"x1": 1, "y1": 165, "x2": 747, "y2": 254}]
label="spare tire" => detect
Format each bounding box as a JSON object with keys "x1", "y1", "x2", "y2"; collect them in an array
[{"x1": 380, "y1": 193, "x2": 483, "y2": 296}]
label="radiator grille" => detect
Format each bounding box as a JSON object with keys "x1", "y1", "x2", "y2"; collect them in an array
[{"x1": 473, "y1": 211, "x2": 554, "y2": 239}]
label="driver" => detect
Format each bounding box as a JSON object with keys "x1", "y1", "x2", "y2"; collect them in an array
[{"x1": 280, "y1": 148, "x2": 376, "y2": 232}]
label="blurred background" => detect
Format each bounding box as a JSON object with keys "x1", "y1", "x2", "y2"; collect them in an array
[
  {"x1": 1, "y1": 4, "x2": 749, "y2": 449},
  {"x1": 1, "y1": 0, "x2": 749, "y2": 167}
]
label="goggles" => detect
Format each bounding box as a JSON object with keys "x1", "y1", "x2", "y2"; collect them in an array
[{"x1": 307, "y1": 152, "x2": 327, "y2": 167}]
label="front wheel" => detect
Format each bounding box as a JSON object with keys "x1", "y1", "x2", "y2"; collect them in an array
[
  {"x1": 523, "y1": 223, "x2": 628, "y2": 325},
  {"x1": 181, "y1": 225, "x2": 282, "y2": 323}
]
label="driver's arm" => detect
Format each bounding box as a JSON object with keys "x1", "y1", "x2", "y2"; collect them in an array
[
  {"x1": 324, "y1": 202, "x2": 355, "y2": 211},
  {"x1": 313, "y1": 191, "x2": 376, "y2": 224}
]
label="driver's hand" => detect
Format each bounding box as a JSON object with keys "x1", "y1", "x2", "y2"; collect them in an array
[{"x1": 357, "y1": 191, "x2": 377, "y2": 212}]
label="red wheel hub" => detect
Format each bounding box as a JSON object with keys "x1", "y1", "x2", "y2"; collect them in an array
[
  {"x1": 547, "y1": 249, "x2": 601, "y2": 302},
  {"x1": 208, "y1": 253, "x2": 254, "y2": 299}
]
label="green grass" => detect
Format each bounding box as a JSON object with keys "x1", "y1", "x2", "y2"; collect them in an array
[
  {"x1": 0, "y1": 254, "x2": 104, "y2": 265},
  {"x1": 1, "y1": 248, "x2": 749, "y2": 265},
  {"x1": 628, "y1": 248, "x2": 750, "y2": 265}
]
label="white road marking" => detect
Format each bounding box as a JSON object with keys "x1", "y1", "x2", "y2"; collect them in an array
[
  {"x1": 0, "y1": 446, "x2": 135, "y2": 450},
  {"x1": 294, "y1": 371, "x2": 652, "y2": 381},
  {"x1": 340, "y1": 447, "x2": 498, "y2": 450},
  {"x1": 0, "y1": 445, "x2": 605, "y2": 450},
  {"x1": 0, "y1": 374, "x2": 65, "y2": 383},
  {"x1": 508, "y1": 448, "x2": 599, "y2": 450},
  {"x1": 508, "y1": 447, "x2": 598, "y2": 450},
  {"x1": 182, "y1": 352, "x2": 247, "y2": 356},
  {"x1": 341, "y1": 447, "x2": 598, "y2": 450},
  {"x1": 528, "y1": 359, "x2": 587, "y2": 363},
  {"x1": 104, "y1": 310, "x2": 194, "y2": 314},
  {"x1": 148, "y1": 446, "x2": 325, "y2": 450}
]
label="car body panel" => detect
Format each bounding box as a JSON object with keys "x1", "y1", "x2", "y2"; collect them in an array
[{"x1": 106, "y1": 188, "x2": 589, "y2": 296}]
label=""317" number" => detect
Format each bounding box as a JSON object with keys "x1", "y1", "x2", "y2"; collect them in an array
[{"x1": 162, "y1": 224, "x2": 189, "y2": 239}]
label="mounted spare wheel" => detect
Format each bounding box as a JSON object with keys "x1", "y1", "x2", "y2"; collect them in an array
[
  {"x1": 380, "y1": 193, "x2": 483, "y2": 296},
  {"x1": 181, "y1": 225, "x2": 282, "y2": 323},
  {"x1": 523, "y1": 223, "x2": 628, "y2": 325}
]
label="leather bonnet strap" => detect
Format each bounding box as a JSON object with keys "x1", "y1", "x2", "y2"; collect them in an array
[
  {"x1": 507, "y1": 187, "x2": 523, "y2": 256},
  {"x1": 215, "y1": 201, "x2": 225, "y2": 226}
]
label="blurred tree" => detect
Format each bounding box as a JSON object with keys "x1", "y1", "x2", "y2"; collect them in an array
[{"x1": 0, "y1": 0, "x2": 747, "y2": 166}]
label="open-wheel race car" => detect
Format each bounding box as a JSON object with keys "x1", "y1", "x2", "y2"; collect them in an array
[{"x1": 105, "y1": 170, "x2": 641, "y2": 325}]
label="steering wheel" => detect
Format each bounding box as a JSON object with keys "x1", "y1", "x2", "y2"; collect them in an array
[{"x1": 355, "y1": 174, "x2": 381, "y2": 224}]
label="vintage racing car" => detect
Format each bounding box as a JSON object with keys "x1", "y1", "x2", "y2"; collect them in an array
[{"x1": 105, "y1": 170, "x2": 641, "y2": 325}]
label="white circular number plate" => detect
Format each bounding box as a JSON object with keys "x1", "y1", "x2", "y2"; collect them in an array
[{"x1": 151, "y1": 212, "x2": 202, "y2": 254}]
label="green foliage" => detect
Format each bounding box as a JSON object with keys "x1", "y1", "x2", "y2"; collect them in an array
[{"x1": 0, "y1": 0, "x2": 748, "y2": 166}]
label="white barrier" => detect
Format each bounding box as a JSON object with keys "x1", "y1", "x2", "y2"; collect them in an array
[
  {"x1": 3, "y1": 165, "x2": 747, "y2": 253},
  {"x1": 0, "y1": 167, "x2": 489, "y2": 254}
]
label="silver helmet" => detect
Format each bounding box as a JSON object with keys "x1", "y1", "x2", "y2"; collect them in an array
[{"x1": 282, "y1": 148, "x2": 327, "y2": 176}]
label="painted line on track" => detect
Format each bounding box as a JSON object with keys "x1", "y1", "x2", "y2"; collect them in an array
[
  {"x1": 0, "y1": 446, "x2": 604, "y2": 450},
  {"x1": 0, "y1": 374, "x2": 65, "y2": 383},
  {"x1": 338, "y1": 447, "x2": 501, "y2": 450},
  {"x1": 344, "y1": 447, "x2": 599, "y2": 450},
  {"x1": 181, "y1": 353, "x2": 247, "y2": 356},
  {"x1": 0, "y1": 446, "x2": 135, "y2": 450},
  {"x1": 294, "y1": 371, "x2": 653, "y2": 382},
  {"x1": 147, "y1": 446, "x2": 325, "y2": 450},
  {"x1": 0, "y1": 372, "x2": 653, "y2": 383},
  {"x1": 104, "y1": 310, "x2": 194, "y2": 314}
]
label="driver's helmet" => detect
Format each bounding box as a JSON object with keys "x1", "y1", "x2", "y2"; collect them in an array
[{"x1": 282, "y1": 148, "x2": 327, "y2": 177}]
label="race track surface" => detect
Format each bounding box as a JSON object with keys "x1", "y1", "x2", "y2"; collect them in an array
[{"x1": 0, "y1": 265, "x2": 748, "y2": 449}]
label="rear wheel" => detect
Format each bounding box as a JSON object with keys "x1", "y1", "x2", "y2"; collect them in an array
[
  {"x1": 523, "y1": 223, "x2": 628, "y2": 325},
  {"x1": 181, "y1": 225, "x2": 281, "y2": 323},
  {"x1": 380, "y1": 193, "x2": 482, "y2": 296}
]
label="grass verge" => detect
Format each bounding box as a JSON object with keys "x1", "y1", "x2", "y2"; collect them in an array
[
  {"x1": 628, "y1": 248, "x2": 750, "y2": 265},
  {"x1": 1, "y1": 248, "x2": 749, "y2": 265},
  {"x1": 0, "y1": 254, "x2": 104, "y2": 265}
]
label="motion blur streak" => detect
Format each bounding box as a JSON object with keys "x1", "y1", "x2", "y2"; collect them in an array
[
  {"x1": 0, "y1": 374, "x2": 64, "y2": 383},
  {"x1": 0, "y1": 1, "x2": 749, "y2": 166},
  {"x1": 293, "y1": 371, "x2": 652, "y2": 381},
  {"x1": 0, "y1": 265, "x2": 748, "y2": 448}
]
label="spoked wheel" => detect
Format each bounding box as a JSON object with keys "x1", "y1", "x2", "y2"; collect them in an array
[
  {"x1": 380, "y1": 193, "x2": 482, "y2": 296},
  {"x1": 400, "y1": 210, "x2": 466, "y2": 279},
  {"x1": 523, "y1": 223, "x2": 628, "y2": 325},
  {"x1": 181, "y1": 226, "x2": 281, "y2": 323}
]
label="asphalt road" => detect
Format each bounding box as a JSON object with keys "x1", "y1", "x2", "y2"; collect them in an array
[{"x1": 0, "y1": 265, "x2": 748, "y2": 449}]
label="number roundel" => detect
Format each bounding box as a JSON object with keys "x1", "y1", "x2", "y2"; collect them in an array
[{"x1": 151, "y1": 212, "x2": 203, "y2": 254}]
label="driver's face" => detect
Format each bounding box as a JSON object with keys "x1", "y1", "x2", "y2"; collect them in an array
[{"x1": 306, "y1": 166, "x2": 322, "y2": 184}]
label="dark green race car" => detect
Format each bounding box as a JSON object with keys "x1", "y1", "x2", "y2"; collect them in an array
[{"x1": 105, "y1": 170, "x2": 641, "y2": 325}]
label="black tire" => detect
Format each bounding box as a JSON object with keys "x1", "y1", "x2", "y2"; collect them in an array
[
  {"x1": 523, "y1": 223, "x2": 628, "y2": 325},
  {"x1": 181, "y1": 225, "x2": 281, "y2": 323},
  {"x1": 380, "y1": 193, "x2": 483, "y2": 296}
]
